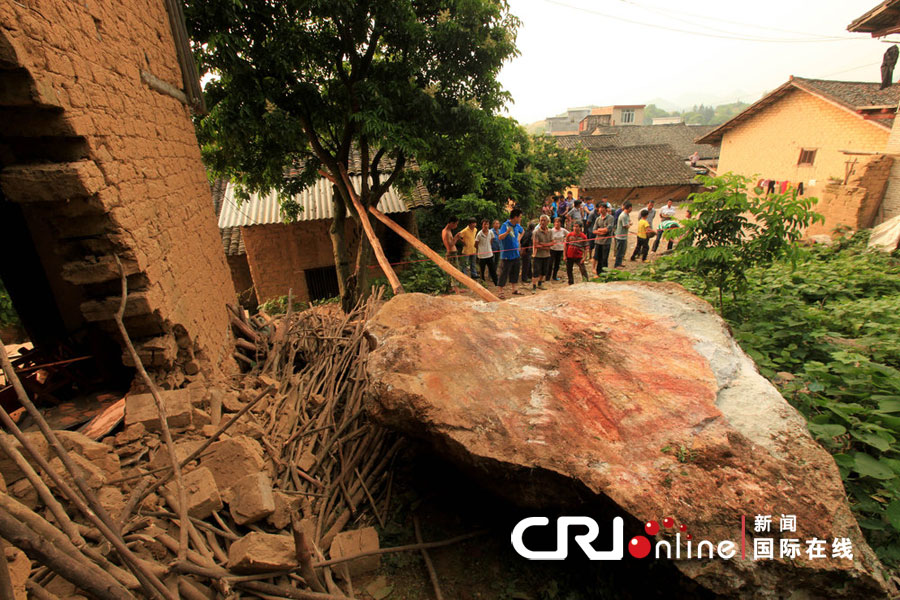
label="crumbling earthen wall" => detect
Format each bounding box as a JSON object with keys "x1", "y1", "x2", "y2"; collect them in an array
[
  {"x1": 805, "y1": 154, "x2": 893, "y2": 237},
  {"x1": 1, "y1": 1, "x2": 235, "y2": 377}
]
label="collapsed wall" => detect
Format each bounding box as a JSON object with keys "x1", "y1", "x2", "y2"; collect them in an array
[{"x1": 0, "y1": 0, "x2": 235, "y2": 380}]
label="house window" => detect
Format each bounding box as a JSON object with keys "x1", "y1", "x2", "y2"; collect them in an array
[
  {"x1": 621, "y1": 109, "x2": 635, "y2": 124},
  {"x1": 304, "y1": 266, "x2": 340, "y2": 302},
  {"x1": 798, "y1": 149, "x2": 817, "y2": 166}
]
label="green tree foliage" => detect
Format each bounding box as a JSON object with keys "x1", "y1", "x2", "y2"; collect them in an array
[
  {"x1": 671, "y1": 173, "x2": 822, "y2": 311},
  {"x1": 629, "y1": 233, "x2": 900, "y2": 568},
  {"x1": 185, "y1": 0, "x2": 520, "y2": 310},
  {"x1": 641, "y1": 101, "x2": 749, "y2": 125},
  {"x1": 417, "y1": 120, "x2": 586, "y2": 248}
]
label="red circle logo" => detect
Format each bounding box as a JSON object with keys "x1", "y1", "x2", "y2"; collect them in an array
[{"x1": 628, "y1": 536, "x2": 652, "y2": 559}]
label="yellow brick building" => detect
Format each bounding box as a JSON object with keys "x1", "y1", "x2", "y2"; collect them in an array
[{"x1": 697, "y1": 77, "x2": 898, "y2": 185}]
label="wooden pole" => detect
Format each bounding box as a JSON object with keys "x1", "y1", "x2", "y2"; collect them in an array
[
  {"x1": 367, "y1": 206, "x2": 501, "y2": 303},
  {"x1": 319, "y1": 168, "x2": 404, "y2": 296}
]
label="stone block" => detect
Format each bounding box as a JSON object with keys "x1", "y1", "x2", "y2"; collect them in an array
[
  {"x1": 125, "y1": 389, "x2": 193, "y2": 431},
  {"x1": 225, "y1": 472, "x2": 274, "y2": 525},
  {"x1": 329, "y1": 527, "x2": 380, "y2": 577},
  {"x1": 166, "y1": 466, "x2": 222, "y2": 519},
  {"x1": 227, "y1": 532, "x2": 298, "y2": 573},
  {"x1": 199, "y1": 435, "x2": 265, "y2": 492}
]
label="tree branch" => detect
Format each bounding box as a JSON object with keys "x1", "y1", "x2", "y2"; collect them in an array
[{"x1": 370, "y1": 151, "x2": 406, "y2": 206}]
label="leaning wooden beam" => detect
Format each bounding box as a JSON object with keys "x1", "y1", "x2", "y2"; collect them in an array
[
  {"x1": 318, "y1": 167, "x2": 404, "y2": 296},
  {"x1": 367, "y1": 206, "x2": 501, "y2": 302},
  {"x1": 0, "y1": 508, "x2": 131, "y2": 600},
  {"x1": 112, "y1": 256, "x2": 192, "y2": 562}
]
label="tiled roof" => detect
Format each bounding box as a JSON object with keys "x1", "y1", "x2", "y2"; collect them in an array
[
  {"x1": 221, "y1": 226, "x2": 246, "y2": 256},
  {"x1": 796, "y1": 77, "x2": 900, "y2": 109},
  {"x1": 696, "y1": 77, "x2": 898, "y2": 144},
  {"x1": 217, "y1": 175, "x2": 431, "y2": 228},
  {"x1": 555, "y1": 123, "x2": 720, "y2": 159},
  {"x1": 579, "y1": 144, "x2": 698, "y2": 189}
]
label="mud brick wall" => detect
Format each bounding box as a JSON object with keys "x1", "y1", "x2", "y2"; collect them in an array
[
  {"x1": 1, "y1": 0, "x2": 235, "y2": 377},
  {"x1": 805, "y1": 154, "x2": 893, "y2": 237},
  {"x1": 241, "y1": 213, "x2": 417, "y2": 305},
  {"x1": 242, "y1": 220, "x2": 362, "y2": 304}
]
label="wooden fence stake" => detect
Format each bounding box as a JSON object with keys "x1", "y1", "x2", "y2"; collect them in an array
[
  {"x1": 319, "y1": 168, "x2": 404, "y2": 296},
  {"x1": 367, "y1": 206, "x2": 500, "y2": 302}
]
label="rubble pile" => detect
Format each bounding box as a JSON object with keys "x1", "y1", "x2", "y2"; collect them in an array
[{"x1": 0, "y1": 293, "x2": 397, "y2": 599}]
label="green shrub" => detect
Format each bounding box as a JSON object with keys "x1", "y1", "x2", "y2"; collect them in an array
[
  {"x1": 0, "y1": 279, "x2": 18, "y2": 327},
  {"x1": 370, "y1": 252, "x2": 452, "y2": 298},
  {"x1": 638, "y1": 232, "x2": 900, "y2": 567}
]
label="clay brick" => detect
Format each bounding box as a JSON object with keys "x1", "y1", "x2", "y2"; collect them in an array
[
  {"x1": 5, "y1": 545, "x2": 30, "y2": 600},
  {"x1": 199, "y1": 435, "x2": 266, "y2": 492},
  {"x1": 166, "y1": 466, "x2": 222, "y2": 519},
  {"x1": 55, "y1": 430, "x2": 120, "y2": 478},
  {"x1": 0, "y1": 432, "x2": 51, "y2": 484},
  {"x1": 125, "y1": 389, "x2": 193, "y2": 431},
  {"x1": 225, "y1": 472, "x2": 275, "y2": 525},
  {"x1": 46, "y1": 454, "x2": 106, "y2": 491},
  {"x1": 329, "y1": 527, "x2": 381, "y2": 577},
  {"x1": 148, "y1": 438, "x2": 203, "y2": 471},
  {"x1": 227, "y1": 532, "x2": 298, "y2": 573},
  {"x1": 267, "y1": 491, "x2": 302, "y2": 530}
]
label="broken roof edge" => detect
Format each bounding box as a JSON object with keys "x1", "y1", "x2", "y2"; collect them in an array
[
  {"x1": 694, "y1": 77, "x2": 895, "y2": 145},
  {"x1": 848, "y1": 0, "x2": 900, "y2": 35}
]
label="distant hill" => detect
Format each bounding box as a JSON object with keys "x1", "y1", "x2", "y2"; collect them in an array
[{"x1": 525, "y1": 120, "x2": 548, "y2": 135}]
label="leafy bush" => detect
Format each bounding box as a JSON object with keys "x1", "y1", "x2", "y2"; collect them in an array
[
  {"x1": 638, "y1": 232, "x2": 900, "y2": 567},
  {"x1": 371, "y1": 252, "x2": 452, "y2": 298},
  {"x1": 0, "y1": 279, "x2": 19, "y2": 327},
  {"x1": 258, "y1": 295, "x2": 308, "y2": 316},
  {"x1": 672, "y1": 173, "x2": 822, "y2": 311}
]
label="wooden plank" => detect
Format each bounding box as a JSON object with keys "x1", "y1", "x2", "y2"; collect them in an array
[{"x1": 79, "y1": 398, "x2": 125, "y2": 440}]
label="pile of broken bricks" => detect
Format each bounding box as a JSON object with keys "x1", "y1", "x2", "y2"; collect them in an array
[{"x1": 0, "y1": 293, "x2": 448, "y2": 600}]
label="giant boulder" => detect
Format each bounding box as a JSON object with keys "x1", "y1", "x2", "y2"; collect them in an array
[{"x1": 365, "y1": 283, "x2": 889, "y2": 599}]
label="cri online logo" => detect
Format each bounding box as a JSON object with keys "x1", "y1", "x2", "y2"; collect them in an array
[{"x1": 511, "y1": 515, "x2": 856, "y2": 561}]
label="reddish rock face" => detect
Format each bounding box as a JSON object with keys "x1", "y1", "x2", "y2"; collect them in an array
[{"x1": 365, "y1": 283, "x2": 888, "y2": 599}]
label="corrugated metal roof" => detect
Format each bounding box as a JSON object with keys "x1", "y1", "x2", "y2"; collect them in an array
[{"x1": 218, "y1": 176, "x2": 429, "y2": 228}]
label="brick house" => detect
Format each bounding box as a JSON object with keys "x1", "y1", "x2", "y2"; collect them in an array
[
  {"x1": 555, "y1": 124, "x2": 718, "y2": 204},
  {"x1": 695, "y1": 76, "x2": 900, "y2": 234},
  {"x1": 848, "y1": 0, "x2": 900, "y2": 238},
  {"x1": 562, "y1": 143, "x2": 700, "y2": 205},
  {"x1": 217, "y1": 177, "x2": 430, "y2": 305}
]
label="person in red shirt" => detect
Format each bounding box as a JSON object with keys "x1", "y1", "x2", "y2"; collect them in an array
[{"x1": 564, "y1": 222, "x2": 590, "y2": 285}]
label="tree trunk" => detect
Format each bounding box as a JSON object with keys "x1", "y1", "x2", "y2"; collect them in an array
[
  {"x1": 355, "y1": 226, "x2": 375, "y2": 300},
  {"x1": 328, "y1": 184, "x2": 356, "y2": 313}
]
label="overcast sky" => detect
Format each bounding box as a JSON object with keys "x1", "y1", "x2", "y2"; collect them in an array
[{"x1": 498, "y1": 0, "x2": 894, "y2": 124}]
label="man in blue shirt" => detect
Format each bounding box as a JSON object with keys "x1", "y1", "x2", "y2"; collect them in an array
[{"x1": 497, "y1": 208, "x2": 524, "y2": 299}]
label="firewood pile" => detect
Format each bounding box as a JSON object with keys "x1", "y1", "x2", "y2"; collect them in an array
[{"x1": 0, "y1": 290, "x2": 436, "y2": 600}]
